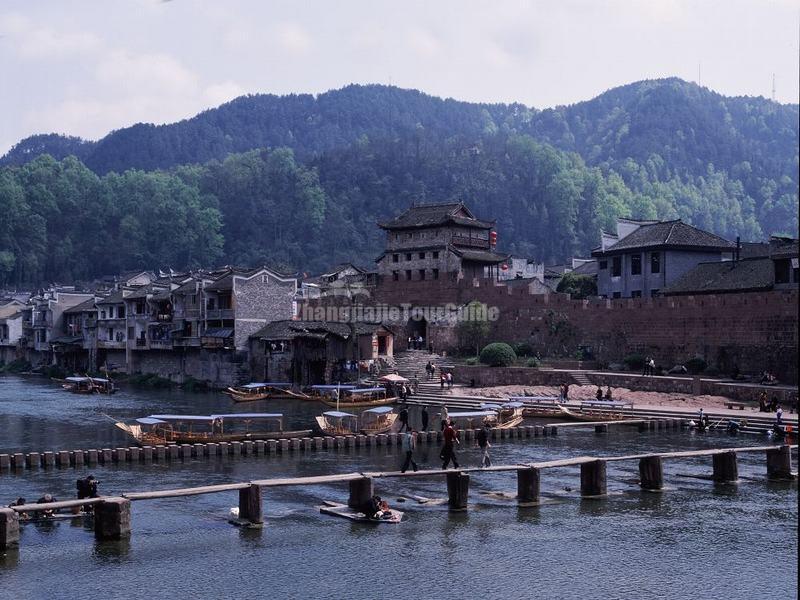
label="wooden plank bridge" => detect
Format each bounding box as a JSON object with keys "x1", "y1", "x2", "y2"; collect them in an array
[{"x1": 1, "y1": 444, "x2": 795, "y2": 549}]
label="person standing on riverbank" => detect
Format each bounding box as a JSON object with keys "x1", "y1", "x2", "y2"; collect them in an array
[
  {"x1": 421, "y1": 405, "x2": 429, "y2": 431},
  {"x1": 441, "y1": 420, "x2": 460, "y2": 469},
  {"x1": 398, "y1": 407, "x2": 409, "y2": 432}
]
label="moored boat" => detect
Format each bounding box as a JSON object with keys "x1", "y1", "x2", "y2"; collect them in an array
[
  {"x1": 557, "y1": 405, "x2": 628, "y2": 422},
  {"x1": 113, "y1": 413, "x2": 312, "y2": 445},
  {"x1": 359, "y1": 406, "x2": 398, "y2": 435},
  {"x1": 314, "y1": 410, "x2": 359, "y2": 436},
  {"x1": 314, "y1": 385, "x2": 396, "y2": 408},
  {"x1": 225, "y1": 382, "x2": 309, "y2": 403},
  {"x1": 60, "y1": 376, "x2": 116, "y2": 394}
]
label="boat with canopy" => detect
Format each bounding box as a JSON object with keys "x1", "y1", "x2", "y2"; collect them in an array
[
  {"x1": 359, "y1": 406, "x2": 398, "y2": 435},
  {"x1": 315, "y1": 385, "x2": 395, "y2": 408},
  {"x1": 58, "y1": 376, "x2": 116, "y2": 394},
  {"x1": 480, "y1": 401, "x2": 525, "y2": 428},
  {"x1": 113, "y1": 413, "x2": 312, "y2": 445},
  {"x1": 224, "y1": 382, "x2": 310, "y2": 403},
  {"x1": 314, "y1": 410, "x2": 360, "y2": 436}
]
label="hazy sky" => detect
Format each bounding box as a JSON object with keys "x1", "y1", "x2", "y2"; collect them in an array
[{"x1": 1, "y1": 0, "x2": 798, "y2": 154}]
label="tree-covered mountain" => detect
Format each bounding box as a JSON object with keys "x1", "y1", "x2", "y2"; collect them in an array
[{"x1": 0, "y1": 78, "x2": 797, "y2": 286}]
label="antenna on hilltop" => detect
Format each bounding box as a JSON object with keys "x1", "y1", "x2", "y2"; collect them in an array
[
  {"x1": 772, "y1": 73, "x2": 776, "y2": 102},
  {"x1": 697, "y1": 62, "x2": 701, "y2": 87}
]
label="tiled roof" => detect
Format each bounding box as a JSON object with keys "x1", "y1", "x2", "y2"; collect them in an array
[
  {"x1": 769, "y1": 236, "x2": 799, "y2": 259},
  {"x1": 452, "y1": 248, "x2": 510, "y2": 264},
  {"x1": 662, "y1": 258, "x2": 774, "y2": 296},
  {"x1": 378, "y1": 202, "x2": 493, "y2": 230},
  {"x1": 592, "y1": 220, "x2": 735, "y2": 255},
  {"x1": 251, "y1": 320, "x2": 391, "y2": 341},
  {"x1": 63, "y1": 298, "x2": 97, "y2": 314},
  {"x1": 571, "y1": 261, "x2": 598, "y2": 276},
  {"x1": 96, "y1": 290, "x2": 125, "y2": 305}
]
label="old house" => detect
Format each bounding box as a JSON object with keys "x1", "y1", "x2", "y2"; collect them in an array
[
  {"x1": 249, "y1": 320, "x2": 394, "y2": 386},
  {"x1": 592, "y1": 218, "x2": 736, "y2": 298},
  {"x1": 376, "y1": 202, "x2": 510, "y2": 282}
]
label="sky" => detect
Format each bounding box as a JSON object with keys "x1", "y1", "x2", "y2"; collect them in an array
[{"x1": 1, "y1": 0, "x2": 798, "y2": 154}]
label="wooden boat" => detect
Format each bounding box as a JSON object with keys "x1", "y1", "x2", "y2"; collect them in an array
[
  {"x1": 319, "y1": 501, "x2": 403, "y2": 523},
  {"x1": 478, "y1": 401, "x2": 525, "y2": 428},
  {"x1": 557, "y1": 405, "x2": 628, "y2": 422},
  {"x1": 359, "y1": 406, "x2": 398, "y2": 435},
  {"x1": 511, "y1": 395, "x2": 567, "y2": 419},
  {"x1": 59, "y1": 376, "x2": 116, "y2": 394},
  {"x1": 446, "y1": 409, "x2": 499, "y2": 429},
  {"x1": 314, "y1": 385, "x2": 396, "y2": 409},
  {"x1": 113, "y1": 413, "x2": 312, "y2": 445},
  {"x1": 225, "y1": 382, "x2": 310, "y2": 403},
  {"x1": 315, "y1": 410, "x2": 359, "y2": 436}
]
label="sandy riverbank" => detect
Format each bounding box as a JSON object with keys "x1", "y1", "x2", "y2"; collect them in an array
[{"x1": 447, "y1": 384, "x2": 742, "y2": 410}]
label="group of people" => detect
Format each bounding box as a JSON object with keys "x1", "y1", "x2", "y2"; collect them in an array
[
  {"x1": 406, "y1": 335, "x2": 426, "y2": 350},
  {"x1": 397, "y1": 379, "x2": 418, "y2": 401},
  {"x1": 642, "y1": 357, "x2": 657, "y2": 376},
  {"x1": 758, "y1": 391, "x2": 781, "y2": 413},
  {"x1": 558, "y1": 383, "x2": 570, "y2": 402},
  {"x1": 759, "y1": 371, "x2": 778, "y2": 386},
  {"x1": 594, "y1": 385, "x2": 614, "y2": 401},
  {"x1": 7, "y1": 475, "x2": 98, "y2": 520}
]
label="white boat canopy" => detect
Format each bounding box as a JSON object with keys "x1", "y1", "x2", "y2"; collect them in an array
[
  {"x1": 322, "y1": 411, "x2": 358, "y2": 419},
  {"x1": 362, "y1": 406, "x2": 394, "y2": 414}
]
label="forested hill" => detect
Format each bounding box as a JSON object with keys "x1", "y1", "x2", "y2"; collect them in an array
[{"x1": 0, "y1": 78, "x2": 797, "y2": 286}]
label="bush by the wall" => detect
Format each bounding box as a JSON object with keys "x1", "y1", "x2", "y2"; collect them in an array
[
  {"x1": 685, "y1": 357, "x2": 708, "y2": 374},
  {"x1": 526, "y1": 357, "x2": 541, "y2": 367},
  {"x1": 465, "y1": 357, "x2": 479, "y2": 366},
  {"x1": 512, "y1": 342, "x2": 534, "y2": 357},
  {"x1": 623, "y1": 353, "x2": 646, "y2": 371},
  {"x1": 479, "y1": 343, "x2": 517, "y2": 367}
]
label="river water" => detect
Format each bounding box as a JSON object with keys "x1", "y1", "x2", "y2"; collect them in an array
[{"x1": 0, "y1": 375, "x2": 797, "y2": 600}]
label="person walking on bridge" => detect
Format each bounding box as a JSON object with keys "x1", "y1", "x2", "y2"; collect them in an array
[
  {"x1": 400, "y1": 429, "x2": 418, "y2": 473},
  {"x1": 441, "y1": 420, "x2": 460, "y2": 469}
]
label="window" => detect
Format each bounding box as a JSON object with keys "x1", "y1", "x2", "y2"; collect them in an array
[
  {"x1": 432, "y1": 251, "x2": 439, "y2": 259},
  {"x1": 650, "y1": 289, "x2": 660, "y2": 297},
  {"x1": 419, "y1": 252, "x2": 425, "y2": 259},
  {"x1": 599, "y1": 260, "x2": 607, "y2": 270},
  {"x1": 775, "y1": 259, "x2": 791, "y2": 284},
  {"x1": 419, "y1": 269, "x2": 426, "y2": 280},
  {"x1": 631, "y1": 290, "x2": 642, "y2": 298},
  {"x1": 100, "y1": 310, "x2": 106, "y2": 319},
  {"x1": 631, "y1": 254, "x2": 642, "y2": 275},
  {"x1": 392, "y1": 254, "x2": 399, "y2": 263},
  {"x1": 433, "y1": 268, "x2": 439, "y2": 280},
  {"x1": 650, "y1": 252, "x2": 661, "y2": 274},
  {"x1": 392, "y1": 271, "x2": 399, "y2": 282},
  {"x1": 405, "y1": 270, "x2": 412, "y2": 280},
  {"x1": 612, "y1": 292, "x2": 621, "y2": 299},
  {"x1": 405, "y1": 253, "x2": 412, "y2": 261},
  {"x1": 612, "y1": 257, "x2": 621, "y2": 277}
]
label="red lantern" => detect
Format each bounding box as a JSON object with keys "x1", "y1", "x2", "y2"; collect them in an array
[
  {"x1": 500, "y1": 263, "x2": 508, "y2": 271},
  {"x1": 489, "y1": 231, "x2": 497, "y2": 247}
]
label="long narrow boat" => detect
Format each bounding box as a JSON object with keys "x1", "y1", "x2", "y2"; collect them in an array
[
  {"x1": 316, "y1": 386, "x2": 396, "y2": 409},
  {"x1": 113, "y1": 413, "x2": 312, "y2": 445},
  {"x1": 557, "y1": 405, "x2": 628, "y2": 422},
  {"x1": 479, "y1": 401, "x2": 525, "y2": 429},
  {"x1": 359, "y1": 406, "x2": 398, "y2": 435},
  {"x1": 314, "y1": 411, "x2": 359, "y2": 436},
  {"x1": 59, "y1": 376, "x2": 116, "y2": 394},
  {"x1": 512, "y1": 396, "x2": 567, "y2": 419},
  {"x1": 224, "y1": 382, "x2": 310, "y2": 403}
]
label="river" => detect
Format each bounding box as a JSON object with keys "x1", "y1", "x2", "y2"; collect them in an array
[{"x1": 0, "y1": 375, "x2": 797, "y2": 600}]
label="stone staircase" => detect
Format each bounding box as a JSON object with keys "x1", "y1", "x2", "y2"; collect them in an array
[
  {"x1": 570, "y1": 371, "x2": 593, "y2": 386},
  {"x1": 392, "y1": 350, "x2": 457, "y2": 399}
]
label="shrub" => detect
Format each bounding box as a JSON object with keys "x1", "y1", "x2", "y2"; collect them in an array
[
  {"x1": 479, "y1": 343, "x2": 517, "y2": 367},
  {"x1": 465, "y1": 357, "x2": 479, "y2": 366},
  {"x1": 182, "y1": 376, "x2": 210, "y2": 392},
  {"x1": 526, "y1": 357, "x2": 541, "y2": 368},
  {"x1": 512, "y1": 341, "x2": 534, "y2": 357},
  {"x1": 0, "y1": 358, "x2": 31, "y2": 373},
  {"x1": 685, "y1": 357, "x2": 708, "y2": 374},
  {"x1": 623, "y1": 353, "x2": 646, "y2": 371}
]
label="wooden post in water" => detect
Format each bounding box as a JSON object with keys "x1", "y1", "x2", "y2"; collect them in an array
[
  {"x1": 94, "y1": 498, "x2": 131, "y2": 541},
  {"x1": 766, "y1": 446, "x2": 793, "y2": 480},
  {"x1": 580, "y1": 459, "x2": 607, "y2": 496},
  {"x1": 0, "y1": 508, "x2": 20, "y2": 550},
  {"x1": 517, "y1": 467, "x2": 540, "y2": 505},
  {"x1": 595, "y1": 424, "x2": 609, "y2": 434},
  {"x1": 712, "y1": 451, "x2": 738, "y2": 483},
  {"x1": 73, "y1": 450, "x2": 85, "y2": 467},
  {"x1": 446, "y1": 471, "x2": 470, "y2": 510},
  {"x1": 348, "y1": 476, "x2": 374, "y2": 509},
  {"x1": 638, "y1": 456, "x2": 664, "y2": 491},
  {"x1": 238, "y1": 484, "x2": 263, "y2": 525}
]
